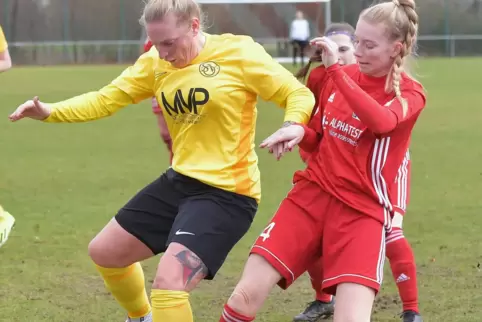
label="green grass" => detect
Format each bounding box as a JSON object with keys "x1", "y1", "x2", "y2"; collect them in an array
[{"x1": 0, "y1": 58, "x2": 481, "y2": 321}]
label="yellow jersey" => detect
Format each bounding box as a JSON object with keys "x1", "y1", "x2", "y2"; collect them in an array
[
  {"x1": 0, "y1": 26, "x2": 7, "y2": 52},
  {"x1": 44, "y1": 33, "x2": 315, "y2": 202}
]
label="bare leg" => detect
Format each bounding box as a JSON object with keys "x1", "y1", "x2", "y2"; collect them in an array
[
  {"x1": 88, "y1": 218, "x2": 155, "y2": 320},
  {"x1": 88, "y1": 218, "x2": 154, "y2": 267},
  {"x1": 152, "y1": 242, "x2": 208, "y2": 291},
  {"x1": 150, "y1": 242, "x2": 209, "y2": 322},
  {"x1": 225, "y1": 254, "x2": 282, "y2": 317},
  {"x1": 333, "y1": 283, "x2": 375, "y2": 322}
]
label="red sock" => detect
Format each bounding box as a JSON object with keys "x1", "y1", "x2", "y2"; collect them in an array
[
  {"x1": 220, "y1": 304, "x2": 255, "y2": 322},
  {"x1": 307, "y1": 258, "x2": 333, "y2": 302},
  {"x1": 386, "y1": 229, "x2": 419, "y2": 313},
  {"x1": 317, "y1": 291, "x2": 333, "y2": 303}
]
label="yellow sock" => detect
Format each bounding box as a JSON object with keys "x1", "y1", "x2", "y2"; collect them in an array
[
  {"x1": 151, "y1": 289, "x2": 193, "y2": 322},
  {"x1": 96, "y1": 263, "x2": 151, "y2": 318}
]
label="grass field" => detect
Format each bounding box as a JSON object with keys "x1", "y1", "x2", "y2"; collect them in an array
[{"x1": 0, "y1": 58, "x2": 481, "y2": 322}]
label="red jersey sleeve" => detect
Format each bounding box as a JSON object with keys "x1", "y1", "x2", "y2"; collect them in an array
[
  {"x1": 326, "y1": 64, "x2": 426, "y2": 134},
  {"x1": 298, "y1": 66, "x2": 329, "y2": 163},
  {"x1": 298, "y1": 123, "x2": 321, "y2": 153},
  {"x1": 392, "y1": 151, "x2": 411, "y2": 215},
  {"x1": 305, "y1": 66, "x2": 329, "y2": 118},
  {"x1": 144, "y1": 40, "x2": 153, "y2": 53},
  {"x1": 151, "y1": 97, "x2": 162, "y2": 114}
]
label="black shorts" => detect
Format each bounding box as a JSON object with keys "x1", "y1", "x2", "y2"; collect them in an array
[
  {"x1": 292, "y1": 39, "x2": 309, "y2": 50},
  {"x1": 115, "y1": 168, "x2": 258, "y2": 279}
]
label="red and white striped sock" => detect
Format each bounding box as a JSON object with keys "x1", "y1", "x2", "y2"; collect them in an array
[
  {"x1": 386, "y1": 228, "x2": 419, "y2": 313},
  {"x1": 219, "y1": 304, "x2": 255, "y2": 322}
]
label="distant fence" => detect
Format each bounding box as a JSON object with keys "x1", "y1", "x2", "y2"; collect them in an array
[{"x1": 6, "y1": 35, "x2": 482, "y2": 65}]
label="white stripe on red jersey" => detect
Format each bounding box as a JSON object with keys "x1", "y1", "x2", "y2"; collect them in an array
[{"x1": 395, "y1": 150, "x2": 410, "y2": 213}]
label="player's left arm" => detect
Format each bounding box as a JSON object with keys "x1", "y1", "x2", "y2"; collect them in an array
[
  {"x1": 0, "y1": 27, "x2": 12, "y2": 73},
  {"x1": 326, "y1": 65, "x2": 426, "y2": 134},
  {"x1": 242, "y1": 41, "x2": 315, "y2": 126}
]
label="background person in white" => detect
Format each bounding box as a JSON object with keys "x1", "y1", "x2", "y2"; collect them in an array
[{"x1": 290, "y1": 10, "x2": 310, "y2": 67}]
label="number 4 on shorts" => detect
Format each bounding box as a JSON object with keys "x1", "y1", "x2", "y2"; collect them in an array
[{"x1": 260, "y1": 222, "x2": 275, "y2": 242}]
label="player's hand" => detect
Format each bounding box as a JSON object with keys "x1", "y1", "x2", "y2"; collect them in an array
[
  {"x1": 264, "y1": 141, "x2": 291, "y2": 161},
  {"x1": 260, "y1": 124, "x2": 305, "y2": 160},
  {"x1": 9, "y1": 96, "x2": 51, "y2": 122},
  {"x1": 310, "y1": 37, "x2": 339, "y2": 68}
]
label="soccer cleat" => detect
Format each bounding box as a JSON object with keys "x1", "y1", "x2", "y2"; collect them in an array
[
  {"x1": 293, "y1": 299, "x2": 335, "y2": 321},
  {"x1": 125, "y1": 312, "x2": 152, "y2": 322},
  {"x1": 0, "y1": 206, "x2": 15, "y2": 248},
  {"x1": 401, "y1": 310, "x2": 423, "y2": 322}
]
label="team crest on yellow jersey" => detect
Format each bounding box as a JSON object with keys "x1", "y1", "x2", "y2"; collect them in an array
[{"x1": 199, "y1": 61, "x2": 220, "y2": 77}]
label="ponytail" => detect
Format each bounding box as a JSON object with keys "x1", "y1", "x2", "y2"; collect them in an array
[{"x1": 295, "y1": 50, "x2": 322, "y2": 81}]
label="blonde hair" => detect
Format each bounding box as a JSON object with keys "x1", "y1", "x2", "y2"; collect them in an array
[
  {"x1": 360, "y1": 0, "x2": 419, "y2": 117},
  {"x1": 139, "y1": 0, "x2": 205, "y2": 29}
]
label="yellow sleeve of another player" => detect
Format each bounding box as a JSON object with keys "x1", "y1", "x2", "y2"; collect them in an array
[
  {"x1": 241, "y1": 39, "x2": 314, "y2": 124},
  {"x1": 44, "y1": 53, "x2": 155, "y2": 123},
  {"x1": 0, "y1": 26, "x2": 8, "y2": 52}
]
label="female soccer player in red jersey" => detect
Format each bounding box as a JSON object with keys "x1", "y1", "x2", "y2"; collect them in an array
[
  {"x1": 293, "y1": 22, "x2": 422, "y2": 322},
  {"x1": 293, "y1": 22, "x2": 357, "y2": 320},
  {"x1": 144, "y1": 38, "x2": 173, "y2": 164},
  {"x1": 219, "y1": 1, "x2": 425, "y2": 321}
]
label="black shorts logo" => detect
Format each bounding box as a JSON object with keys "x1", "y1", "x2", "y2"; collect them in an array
[{"x1": 199, "y1": 61, "x2": 220, "y2": 77}]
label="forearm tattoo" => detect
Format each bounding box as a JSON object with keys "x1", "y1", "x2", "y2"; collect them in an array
[{"x1": 174, "y1": 250, "x2": 209, "y2": 287}]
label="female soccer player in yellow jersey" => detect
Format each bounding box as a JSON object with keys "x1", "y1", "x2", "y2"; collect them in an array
[
  {"x1": 0, "y1": 25, "x2": 12, "y2": 72},
  {"x1": 0, "y1": 25, "x2": 15, "y2": 249},
  {"x1": 0, "y1": 205, "x2": 15, "y2": 248},
  {"x1": 8, "y1": 0, "x2": 315, "y2": 321}
]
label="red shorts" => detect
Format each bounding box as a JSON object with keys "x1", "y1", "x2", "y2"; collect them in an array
[{"x1": 251, "y1": 178, "x2": 386, "y2": 295}]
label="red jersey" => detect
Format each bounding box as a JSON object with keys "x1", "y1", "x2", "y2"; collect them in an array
[{"x1": 296, "y1": 64, "x2": 426, "y2": 226}]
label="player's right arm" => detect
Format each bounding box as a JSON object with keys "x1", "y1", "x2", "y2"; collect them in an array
[{"x1": 9, "y1": 53, "x2": 155, "y2": 123}]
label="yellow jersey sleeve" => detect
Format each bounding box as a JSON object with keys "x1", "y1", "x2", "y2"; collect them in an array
[
  {"x1": 44, "y1": 52, "x2": 155, "y2": 123},
  {"x1": 0, "y1": 26, "x2": 8, "y2": 52},
  {"x1": 241, "y1": 39, "x2": 314, "y2": 124}
]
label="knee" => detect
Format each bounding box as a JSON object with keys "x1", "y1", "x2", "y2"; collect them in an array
[
  {"x1": 152, "y1": 272, "x2": 185, "y2": 291},
  {"x1": 88, "y1": 238, "x2": 107, "y2": 266},
  {"x1": 88, "y1": 238, "x2": 122, "y2": 268},
  {"x1": 226, "y1": 253, "x2": 281, "y2": 316},
  {"x1": 226, "y1": 283, "x2": 262, "y2": 317}
]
